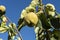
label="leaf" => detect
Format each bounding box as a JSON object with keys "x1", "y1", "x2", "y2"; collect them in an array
[
  {"x1": 0, "y1": 38, "x2": 3, "y2": 40},
  {"x1": 39, "y1": 13, "x2": 51, "y2": 29},
  {"x1": 0, "y1": 27, "x2": 9, "y2": 33},
  {"x1": 17, "y1": 37, "x2": 22, "y2": 40},
  {"x1": 50, "y1": 36, "x2": 56, "y2": 40},
  {"x1": 53, "y1": 30, "x2": 60, "y2": 39}
]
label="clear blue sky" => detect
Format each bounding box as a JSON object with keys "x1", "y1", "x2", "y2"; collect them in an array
[{"x1": 0, "y1": 0, "x2": 60, "y2": 40}]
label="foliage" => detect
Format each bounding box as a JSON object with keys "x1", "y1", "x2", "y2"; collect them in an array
[{"x1": 0, "y1": 0, "x2": 60, "y2": 40}]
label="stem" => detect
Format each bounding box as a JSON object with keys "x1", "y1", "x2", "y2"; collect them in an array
[{"x1": 39, "y1": 0, "x2": 42, "y2": 5}]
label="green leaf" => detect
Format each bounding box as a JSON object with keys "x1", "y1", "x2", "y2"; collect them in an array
[{"x1": 0, "y1": 27, "x2": 9, "y2": 33}]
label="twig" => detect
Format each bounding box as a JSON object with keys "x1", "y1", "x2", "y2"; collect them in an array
[{"x1": 5, "y1": 16, "x2": 23, "y2": 40}]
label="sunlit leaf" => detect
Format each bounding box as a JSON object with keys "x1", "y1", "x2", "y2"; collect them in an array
[
  {"x1": 0, "y1": 38, "x2": 3, "y2": 40},
  {"x1": 0, "y1": 27, "x2": 9, "y2": 33}
]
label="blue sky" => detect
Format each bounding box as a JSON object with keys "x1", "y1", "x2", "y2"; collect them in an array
[{"x1": 0, "y1": 0, "x2": 60, "y2": 40}]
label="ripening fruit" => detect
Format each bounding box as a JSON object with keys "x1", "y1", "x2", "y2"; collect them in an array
[
  {"x1": 24, "y1": 12, "x2": 38, "y2": 26},
  {"x1": 20, "y1": 6, "x2": 35, "y2": 19},
  {"x1": 0, "y1": 5, "x2": 6, "y2": 12}
]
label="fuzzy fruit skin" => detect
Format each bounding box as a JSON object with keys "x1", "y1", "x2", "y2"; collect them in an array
[{"x1": 24, "y1": 12, "x2": 38, "y2": 26}]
